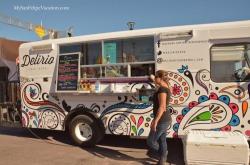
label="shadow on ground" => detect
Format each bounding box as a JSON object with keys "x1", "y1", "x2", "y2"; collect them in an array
[
  {"x1": 87, "y1": 136, "x2": 185, "y2": 165},
  {"x1": 0, "y1": 127, "x2": 185, "y2": 165}
]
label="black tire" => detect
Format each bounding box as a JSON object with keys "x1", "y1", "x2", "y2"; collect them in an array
[{"x1": 69, "y1": 115, "x2": 103, "y2": 147}]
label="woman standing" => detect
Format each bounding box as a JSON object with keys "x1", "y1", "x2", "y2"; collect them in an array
[{"x1": 147, "y1": 70, "x2": 172, "y2": 165}]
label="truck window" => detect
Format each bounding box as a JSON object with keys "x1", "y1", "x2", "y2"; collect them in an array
[
  {"x1": 131, "y1": 63, "x2": 155, "y2": 77},
  {"x1": 60, "y1": 42, "x2": 102, "y2": 65},
  {"x1": 59, "y1": 44, "x2": 81, "y2": 54},
  {"x1": 60, "y1": 36, "x2": 155, "y2": 80},
  {"x1": 103, "y1": 36, "x2": 155, "y2": 77},
  {"x1": 104, "y1": 36, "x2": 154, "y2": 63},
  {"x1": 82, "y1": 42, "x2": 102, "y2": 65},
  {"x1": 211, "y1": 44, "x2": 250, "y2": 82}
]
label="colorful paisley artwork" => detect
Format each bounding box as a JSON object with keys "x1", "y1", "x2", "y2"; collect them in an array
[
  {"x1": 40, "y1": 109, "x2": 60, "y2": 129},
  {"x1": 22, "y1": 83, "x2": 65, "y2": 115},
  {"x1": 219, "y1": 85, "x2": 246, "y2": 100},
  {"x1": 21, "y1": 110, "x2": 29, "y2": 127},
  {"x1": 195, "y1": 69, "x2": 210, "y2": 94},
  {"x1": 177, "y1": 65, "x2": 194, "y2": 86},
  {"x1": 100, "y1": 102, "x2": 152, "y2": 118},
  {"x1": 130, "y1": 115, "x2": 145, "y2": 136},
  {"x1": 22, "y1": 83, "x2": 65, "y2": 129},
  {"x1": 166, "y1": 71, "x2": 191, "y2": 105},
  {"x1": 108, "y1": 113, "x2": 131, "y2": 135},
  {"x1": 242, "y1": 101, "x2": 248, "y2": 118},
  {"x1": 174, "y1": 93, "x2": 240, "y2": 136}
]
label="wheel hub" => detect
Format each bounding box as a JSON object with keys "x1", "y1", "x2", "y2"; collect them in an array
[{"x1": 75, "y1": 123, "x2": 93, "y2": 141}]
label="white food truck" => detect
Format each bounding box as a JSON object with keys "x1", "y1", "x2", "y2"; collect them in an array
[{"x1": 2, "y1": 20, "x2": 250, "y2": 147}]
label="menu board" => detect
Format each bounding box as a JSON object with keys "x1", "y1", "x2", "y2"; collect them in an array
[{"x1": 57, "y1": 53, "x2": 79, "y2": 91}]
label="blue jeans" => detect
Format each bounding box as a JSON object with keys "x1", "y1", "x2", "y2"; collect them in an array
[{"x1": 147, "y1": 122, "x2": 169, "y2": 159}]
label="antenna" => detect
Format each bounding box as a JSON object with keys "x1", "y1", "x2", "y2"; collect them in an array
[
  {"x1": 127, "y1": 21, "x2": 135, "y2": 30},
  {"x1": 67, "y1": 26, "x2": 73, "y2": 37}
]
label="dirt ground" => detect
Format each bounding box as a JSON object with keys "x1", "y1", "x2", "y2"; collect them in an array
[{"x1": 0, "y1": 127, "x2": 185, "y2": 165}]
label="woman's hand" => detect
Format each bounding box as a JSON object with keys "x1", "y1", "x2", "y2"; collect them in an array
[
  {"x1": 149, "y1": 74, "x2": 155, "y2": 82},
  {"x1": 150, "y1": 119, "x2": 157, "y2": 131}
]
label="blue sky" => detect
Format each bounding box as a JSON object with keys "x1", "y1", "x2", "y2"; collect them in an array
[{"x1": 0, "y1": 0, "x2": 250, "y2": 41}]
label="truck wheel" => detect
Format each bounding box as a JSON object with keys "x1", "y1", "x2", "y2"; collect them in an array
[{"x1": 69, "y1": 115, "x2": 103, "y2": 147}]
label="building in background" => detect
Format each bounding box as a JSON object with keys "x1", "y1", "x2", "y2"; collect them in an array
[{"x1": 0, "y1": 38, "x2": 25, "y2": 103}]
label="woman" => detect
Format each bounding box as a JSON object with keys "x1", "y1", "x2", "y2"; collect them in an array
[{"x1": 147, "y1": 70, "x2": 172, "y2": 165}]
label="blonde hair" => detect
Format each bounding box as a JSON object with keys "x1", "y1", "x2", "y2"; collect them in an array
[{"x1": 155, "y1": 70, "x2": 170, "y2": 87}]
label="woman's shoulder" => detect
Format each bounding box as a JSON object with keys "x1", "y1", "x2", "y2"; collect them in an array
[{"x1": 158, "y1": 86, "x2": 170, "y2": 93}]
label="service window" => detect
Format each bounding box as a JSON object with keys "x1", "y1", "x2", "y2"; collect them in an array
[
  {"x1": 82, "y1": 42, "x2": 102, "y2": 65},
  {"x1": 122, "y1": 37, "x2": 154, "y2": 62},
  {"x1": 211, "y1": 44, "x2": 250, "y2": 82},
  {"x1": 81, "y1": 66, "x2": 101, "y2": 78},
  {"x1": 131, "y1": 63, "x2": 155, "y2": 77},
  {"x1": 60, "y1": 36, "x2": 155, "y2": 80},
  {"x1": 103, "y1": 36, "x2": 155, "y2": 77},
  {"x1": 104, "y1": 36, "x2": 154, "y2": 63},
  {"x1": 102, "y1": 65, "x2": 128, "y2": 77},
  {"x1": 59, "y1": 42, "x2": 102, "y2": 65}
]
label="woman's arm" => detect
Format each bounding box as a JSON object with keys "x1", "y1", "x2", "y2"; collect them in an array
[{"x1": 151, "y1": 92, "x2": 167, "y2": 131}]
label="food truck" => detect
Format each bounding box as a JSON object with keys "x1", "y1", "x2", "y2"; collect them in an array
[{"x1": 1, "y1": 20, "x2": 250, "y2": 147}]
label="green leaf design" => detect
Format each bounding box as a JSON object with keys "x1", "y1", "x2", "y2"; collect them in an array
[
  {"x1": 190, "y1": 111, "x2": 211, "y2": 123},
  {"x1": 132, "y1": 125, "x2": 137, "y2": 135}
]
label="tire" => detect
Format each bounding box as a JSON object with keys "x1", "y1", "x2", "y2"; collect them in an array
[{"x1": 69, "y1": 115, "x2": 103, "y2": 147}]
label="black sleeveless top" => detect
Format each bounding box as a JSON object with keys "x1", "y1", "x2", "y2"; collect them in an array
[{"x1": 152, "y1": 86, "x2": 171, "y2": 124}]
